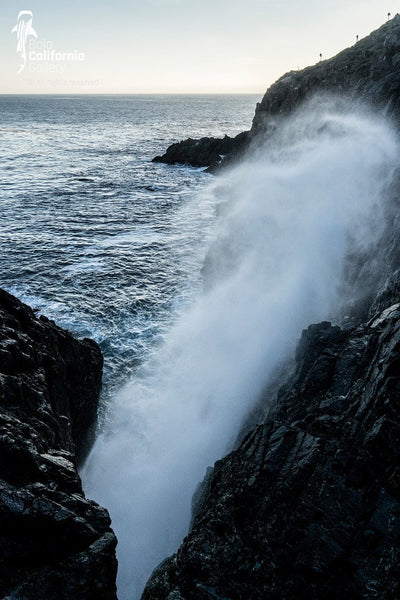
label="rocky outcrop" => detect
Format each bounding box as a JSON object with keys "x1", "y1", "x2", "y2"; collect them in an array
[
  {"x1": 153, "y1": 15, "x2": 400, "y2": 170},
  {"x1": 143, "y1": 308, "x2": 400, "y2": 600},
  {"x1": 152, "y1": 132, "x2": 249, "y2": 172},
  {"x1": 0, "y1": 288, "x2": 117, "y2": 600}
]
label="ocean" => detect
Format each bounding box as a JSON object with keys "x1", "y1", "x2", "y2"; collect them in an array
[{"x1": 0, "y1": 94, "x2": 259, "y2": 398}]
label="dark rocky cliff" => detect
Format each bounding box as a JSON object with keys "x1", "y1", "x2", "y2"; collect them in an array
[
  {"x1": 153, "y1": 15, "x2": 400, "y2": 171},
  {"x1": 143, "y1": 310, "x2": 400, "y2": 600},
  {"x1": 250, "y1": 14, "x2": 400, "y2": 136},
  {"x1": 143, "y1": 16, "x2": 400, "y2": 600},
  {"x1": 0, "y1": 288, "x2": 117, "y2": 600}
]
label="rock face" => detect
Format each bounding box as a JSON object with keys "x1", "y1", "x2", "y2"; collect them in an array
[
  {"x1": 0, "y1": 288, "x2": 117, "y2": 600},
  {"x1": 142, "y1": 309, "x2": 400, "y2": 600},
  {"x1": 250, "y1": 14, "x2": 400, "y2": 138},
  {"x1": 153, "y1": 15, "x2": 400, "y2": 170}
]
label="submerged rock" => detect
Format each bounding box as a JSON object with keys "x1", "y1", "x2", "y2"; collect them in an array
[{"x1": 0, "y1": 288, "x2": 117, "y2": 600}]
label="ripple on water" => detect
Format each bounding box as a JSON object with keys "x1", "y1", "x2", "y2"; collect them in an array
[{"x1": 0, "y1": 93, "x2": 259, "y2": 398}]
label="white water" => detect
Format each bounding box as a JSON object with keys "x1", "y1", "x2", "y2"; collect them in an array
[{"x1": 83, "y1": 98, "x2": 399, "y2": 600}]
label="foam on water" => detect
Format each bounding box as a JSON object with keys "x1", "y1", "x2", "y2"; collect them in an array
[{"x1": 1, "y1": 95, "x2": 255, "y2": 393}]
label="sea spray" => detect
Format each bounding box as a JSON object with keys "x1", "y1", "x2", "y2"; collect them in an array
[{"x1": 82, "y1": 98, "x2": 399, "y2": 600}]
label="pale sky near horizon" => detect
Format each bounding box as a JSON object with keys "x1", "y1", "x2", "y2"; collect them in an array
[{"x1": 0, "y1": 1, "x2": 397, "y2": 94}]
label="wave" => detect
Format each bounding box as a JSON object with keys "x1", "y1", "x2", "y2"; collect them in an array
[{"x1": 82, "y1": 97, "x2": 399, "y2": 600}]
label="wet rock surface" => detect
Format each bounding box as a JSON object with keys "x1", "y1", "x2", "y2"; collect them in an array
[
  {"x1": 143, "y1": 311, "x2": 400, "y2": 600},
  {"x1": 0, "y1": 288, "x2": 117, "y2": 600}
]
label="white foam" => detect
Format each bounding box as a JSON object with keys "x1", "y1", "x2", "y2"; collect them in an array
[{"x1": 83, "y1": 98, "x2": 399, "y2": 600}]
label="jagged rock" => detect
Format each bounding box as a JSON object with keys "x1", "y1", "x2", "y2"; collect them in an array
[
  {"x1": 142, "y1": 312, "x2": 400, "y2": 600},
  {"x1": 251, "y1": 15, "x2": 400, "y2": 138},
  {"x1": 152, "y1": 132, "x2": 249, "y2": 171},
  {"x1": 0, "y1": 288, "x2": 117, "y2": 600}
]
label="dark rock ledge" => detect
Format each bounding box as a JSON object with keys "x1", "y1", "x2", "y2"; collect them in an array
[
  {"x1": 152, "y1": 132, "x2": 249, "y2": 172},
  {"x1": 153, "y1": 14, "x2": 400, "y2": 171},
  {"x1": 0, "y1": 288, "x2": 117, "y2": 600}
]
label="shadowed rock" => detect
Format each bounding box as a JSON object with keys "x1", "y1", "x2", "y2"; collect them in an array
[
  {"x1": 0, "y1": 288, "x2": 117, "y2": 600},
  {"x1": 142, "y1": 312, "x2": 400, "y2": 600},
  {"x1": 152, "y1": 132, "x2": 249, "y2": 172}
]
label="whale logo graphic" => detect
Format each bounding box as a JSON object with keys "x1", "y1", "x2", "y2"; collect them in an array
[{"x1": 12, "y1": 10, "x2": 38, "y2": 73}]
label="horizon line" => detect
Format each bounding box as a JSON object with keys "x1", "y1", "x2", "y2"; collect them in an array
[{"x1": 0, "y1": 91, "x2": 264, "y2": 96}]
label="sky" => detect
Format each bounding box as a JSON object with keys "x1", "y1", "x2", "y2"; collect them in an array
[{"x1": 0, "y1": 1, "x2": 397, "y2": 94}]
